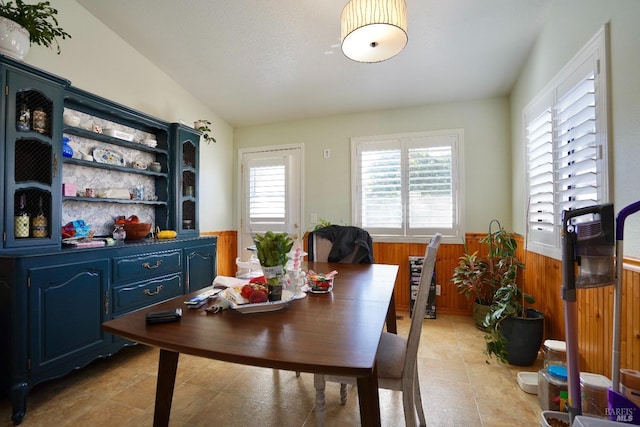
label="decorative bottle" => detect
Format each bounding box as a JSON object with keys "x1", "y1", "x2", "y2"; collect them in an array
[
  {"x1": 31, "y1": 196, "x2": 48, "y2": 238},
  {"x1": 14, "y1": 193, "x2": 30, "y2": 238},
  {"x1": 16, "y1": 93, "x2": 31, "y2": 131},
  {"x1": 62, "y1": 136, "x2": 73, "y2": 158}
]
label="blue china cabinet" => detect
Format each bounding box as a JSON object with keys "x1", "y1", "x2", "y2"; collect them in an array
[
  {"x1": 171, "y1": 123, "x2": 200, "y2": 236},
  {"x1": 0, "y1": 55, "x2": 217, "y2": 425}
]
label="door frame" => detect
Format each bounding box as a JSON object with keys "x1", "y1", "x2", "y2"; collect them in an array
[{"x1": 237, "y1": 143, "x2": 305, "y2": 261}]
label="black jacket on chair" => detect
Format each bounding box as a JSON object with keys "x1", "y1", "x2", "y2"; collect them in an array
[{"x1": 312, "y1": 225, "x2": 374, "y2": 264}]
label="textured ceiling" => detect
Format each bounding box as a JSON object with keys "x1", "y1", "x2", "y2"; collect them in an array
[{"x1": 76, "y1": 0, "x2": 553, "y2": 127}]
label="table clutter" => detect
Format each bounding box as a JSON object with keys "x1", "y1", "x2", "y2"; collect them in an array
[
  {"x1": 198, "y1": 265, "x2": 339, "y2": 315},
  {"x1": 307, "y1": 270, "x2": 337, "y2": 293}
]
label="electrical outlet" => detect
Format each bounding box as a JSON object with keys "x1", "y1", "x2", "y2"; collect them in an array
[
  {"x1": 435, "y1": 285, "x2": 441, "y2": 296},
  {"x1": 323, "y1": 149, "x2": 330, "y2": 159}
]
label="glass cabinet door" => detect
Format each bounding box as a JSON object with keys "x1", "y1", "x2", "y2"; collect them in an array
[
  {"x1": 3, "y1": 69, "x2": 64, "y2": 249},
  {"x1": 172, "y1": 124, "x2": 200, "y2": 235}
]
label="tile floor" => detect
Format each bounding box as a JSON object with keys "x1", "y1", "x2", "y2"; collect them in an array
[{"x1": 0, "y1": 313, "x2": 545, "y2": 427}]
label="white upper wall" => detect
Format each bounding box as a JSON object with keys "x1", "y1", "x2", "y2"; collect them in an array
[
  {"x1": 235, "y1": 97, "x2": 512, "y2": 234},
  {"x1": 510, "y1": 0, "x2": 640, "y2": 257},
  {"x1": 22, "y1": 0, "x2": 640, "y2": 252},
  {"x1": 22, "y1": 0, "x2": 235, "y2": 232}
]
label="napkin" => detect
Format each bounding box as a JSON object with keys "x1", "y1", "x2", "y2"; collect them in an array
[{"x1": 212, "y1": 276, "x2": 248, "y2": 288}]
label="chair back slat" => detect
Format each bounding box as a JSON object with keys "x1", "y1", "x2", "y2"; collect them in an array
[{"x1": 406, "y1": 233, "x2": 441, "y2": 362}]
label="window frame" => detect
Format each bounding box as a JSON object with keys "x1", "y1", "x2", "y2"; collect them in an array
[
  {"x1": 524, "y1": 25, "x2": 610, "y2": 260},
  {"x1": 351, "y1": 129, "x2": 465, "y2": 243}
]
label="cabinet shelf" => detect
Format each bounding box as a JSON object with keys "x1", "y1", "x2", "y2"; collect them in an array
[
  {"x1": 15, "y1": 129, "x2": 53, "y2": 143},
  {"x1": 63, "y1": 126, "x2": 168, "y2": 155},
  {"x1": 62, "y1": 196, "x2": 167, "y2": 205},
  {"x1": 62, "y1": 157, "x2": 169, "y2": 177}
]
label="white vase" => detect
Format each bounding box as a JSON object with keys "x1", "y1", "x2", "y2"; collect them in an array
[{"x1": 0, "y1": 17, "x2": 30, "y2": 60}]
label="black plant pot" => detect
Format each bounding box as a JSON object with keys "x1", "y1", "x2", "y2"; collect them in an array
[{"x1": 499, "y1": 308, "x2": 545, "y2": 366}]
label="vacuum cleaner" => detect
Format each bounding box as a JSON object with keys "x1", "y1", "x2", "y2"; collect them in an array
[{"x1": 562, "y1": 202, "x2": 640, "y2": 425}]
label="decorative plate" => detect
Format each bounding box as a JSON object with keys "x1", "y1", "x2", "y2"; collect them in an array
[
  {"x1": 93, "y1": 148, "x2": 126, "y2": 167},
  {"x1": 219, "y1": 289, "x2": 295, "y2": 314}
]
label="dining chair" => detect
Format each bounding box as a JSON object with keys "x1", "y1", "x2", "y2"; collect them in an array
[
  {"x1": 294, "y1": 226, "x2": 377, "y2": 378},
  {"x1": 307, "y1": 225, "x2": 374, "y2": 264},
  {"x1": 313, "y1": 233, "x2": 441, "y2": 427}
]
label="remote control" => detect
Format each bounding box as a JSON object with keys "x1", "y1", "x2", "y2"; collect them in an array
[{"x1": 184, "y1": 288, "x2": 222, "y2": 307}]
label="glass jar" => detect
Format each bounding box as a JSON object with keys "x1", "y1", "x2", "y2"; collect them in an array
[
  {"x1": 538, "y1": 365, "x2": 568, "y2": 411},
  {"x1": 32, "y1": 107, "x2": 47, "y2": 133},
  {"x1": 543, "y1": 339, "x2": 567, "y2": 367},
  {"x1": 581, "y1": 372, "x2": 612, "y2": 418}
]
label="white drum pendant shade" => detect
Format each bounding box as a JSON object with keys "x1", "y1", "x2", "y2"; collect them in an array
[{"x1": 341, "y1": 0, "x2": 408, "y2": 63}]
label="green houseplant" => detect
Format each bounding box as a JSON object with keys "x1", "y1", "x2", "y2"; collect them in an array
[
  {"x1": 253, "y1": 231, "x2": 294, "y2": 301},
  {"x1": 0, "y1": 0, "x2": 71, "y2": 55},
  {"x1": 479, "y1": 220, "x2": 544, "y2": 366},
  {"x1": 194, "y1": 119, "x2": 216, "y2": 144},
  {"x1": 451, "y1": 219, "x2": 523, "y2": 328}
]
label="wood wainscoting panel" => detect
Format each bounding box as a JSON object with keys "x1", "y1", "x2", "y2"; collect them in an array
[
  {"x1": 201, "y1": 230, "x2": 237, "y2": 277},
  {"x1": 372, "y1": 240, "x2": 470, "y2": 314}
]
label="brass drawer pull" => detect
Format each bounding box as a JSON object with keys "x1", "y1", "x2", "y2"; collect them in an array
[
  {"x1": 143, "y1": 285, "x2": 164, "y2": 296},
  {"x1": 142, "y1": 260, "x2": 163, "y2": 269}
]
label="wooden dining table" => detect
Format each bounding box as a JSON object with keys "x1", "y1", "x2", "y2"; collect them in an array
[{"x1": 102, "y1": 261, "x2": 399, "y2": 427}]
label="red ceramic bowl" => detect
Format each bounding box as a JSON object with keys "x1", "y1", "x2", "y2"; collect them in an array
[{"x1": 123, "y1": 222, "x2": 152, "y2": 241}]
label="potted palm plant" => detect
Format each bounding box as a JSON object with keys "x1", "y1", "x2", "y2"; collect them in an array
[{"x1": 0, "y1": 0, "x2": 71, "y2": 60}]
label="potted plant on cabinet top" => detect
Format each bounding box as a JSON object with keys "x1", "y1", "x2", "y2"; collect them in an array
[
  {"x1": 0, "y1": 0, "x2": 71, "y2": 60},
  {"x1": 451, "y1": 219, "x2": 522, "y2": 329},
  {"x1": 479, "y1": 220, "x2": 544, "y2": 366},
  {"x1": 194, "y1": 119, "x2": 216, "y2": 144}
]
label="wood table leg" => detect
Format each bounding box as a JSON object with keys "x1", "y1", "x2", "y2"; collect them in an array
[
  {"x1": 357, "y1": 364, "x2": 381, "y2": 427},
  {"x1": 386, "y1": 292, "x2": 397, "y2": 334},
  {"x1": 153, "y1": 349, "x2": 179, "y2": 427}
]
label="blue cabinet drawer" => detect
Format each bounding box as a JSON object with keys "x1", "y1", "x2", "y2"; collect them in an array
[
  {"x1": 113, "y1": 250, "x2": 181, "y2": 284},
  {"x1": 112, "y1": 274, "x2": 183, "y2": 314}
]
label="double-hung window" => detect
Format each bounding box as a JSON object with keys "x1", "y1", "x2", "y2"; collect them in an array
[
  {"x1": 525, "y1": 25, "x2": 610, "y2": 259},
  {"x1": 351, "y1": 129, "x2": 464, "y2": 242}
]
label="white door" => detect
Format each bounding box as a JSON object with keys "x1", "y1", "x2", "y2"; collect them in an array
[{"x1": 238, "y1": 144, "x2": 304, "y2": 262}]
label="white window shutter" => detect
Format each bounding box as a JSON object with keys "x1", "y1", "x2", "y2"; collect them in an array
[
  {"x1": 526, "y1": 108, "x2": 555, "y2": 237},
  {"x1": 353, "y1": 130, "x2": 462, "y2": 241},
  {"x1": 407, "y1": 140, "x2": 454, "y2": 231},
  {"x1": 554, "y1": 72, "x2": 598, "y2": 214},
  {"x1": 247, "y1": 157, "x2": 287, "y2": 229},
  {"x1": 524, "y1": 25, "x2": 609, "y2": 259},
  {"x1": 360, "y1": 144, "x2": 403, "y2": 230}
]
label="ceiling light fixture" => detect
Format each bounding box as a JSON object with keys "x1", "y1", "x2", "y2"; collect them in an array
[{"x1": 340, "y1": 0, "x2": 408, "y2": 63}]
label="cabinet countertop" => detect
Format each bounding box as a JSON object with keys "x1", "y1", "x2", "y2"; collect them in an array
[{"x1": 0, "y1": 235, "x2": 217, "y2": 258}]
